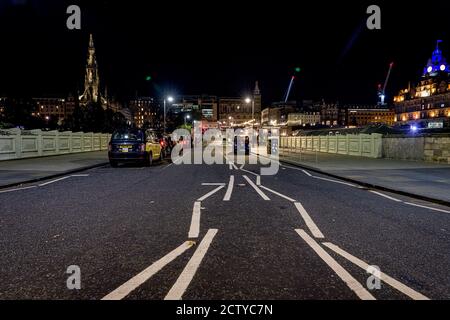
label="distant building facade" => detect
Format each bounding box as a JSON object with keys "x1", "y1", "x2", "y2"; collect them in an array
[
  {"x1": 394, "y1": 41, "x2": 450, "y2": 128},
  {"x1": 339, "y1": 105, "x2": 395, "y2": 127},
  {"x1": 287, "y1": 112, "x2": 321, "y2": 127},
  {"x1": 129, "y1": 97, "x2": 160, "y2": 128}
]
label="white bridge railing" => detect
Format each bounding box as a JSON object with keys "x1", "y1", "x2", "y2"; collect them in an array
[
  {"x1": 279, "y1": 133, "x2": 383, "y2": 158},
  {"x1": 0, "y1": 128, "x2": 111, "y2": 161}
]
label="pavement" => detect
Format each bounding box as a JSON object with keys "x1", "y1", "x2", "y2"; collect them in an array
[
  {"x1": 0, "y1": 147, "x2": 449, "y2": 300},
  {"x1": 275, "y1": 148, "x2": 450, "y2": 205},
  {"x1": 0, "y1": 151, "x2": 109, "y2": 188}
]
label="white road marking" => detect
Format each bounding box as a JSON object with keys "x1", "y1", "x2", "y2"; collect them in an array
[
  {"x1": 256, "y1": 175, "x2": 261, "y2": 186},
  {"x1": 197, "y1": 186, "x2": 225, "y2": 202},
  {"x1": 223, "y1": 175, "x2": 234, "y2": 201},
  {"x1": 302, "y1": 170, "x2": 313, "y2": 177},
  {"x1": 165, "y1": 229, "x2": 218, "y2": 300},
  {"x1": 243, "y1": 175, "x2": 270, "y2": 201},
  {"x1": 404, "y1": 202, "x2": 450, "y2": 214},
  {"x1": 38, "y1": 176, "x2": 71, "y2": 187},
  {"x1": 294, "y1": 202, "x2": 325, "y2": 239},
  {"x1": 201, "y1": 183, "x2": 226, "y2": 186},
  {"x1": 295, "y1": 229, "x2": 375, "y2": 300},
  {"x1": 188, "y1": 202, "x2": 202, "y2": 239},
  {"x1": 240, "y1": 168, "x2": 259, "y2": 177},
  {"x1": 260, "y1": 185, "x2": 296, "y2": 202},
  {"x1": 322, "y1": 242, "x2": 430, "y2": 300},
  {"x1": 70, "y1": 174, "x2": 90, "y2": 177},
  {"x1": 312, "y1": 176, "x2": 357, "y2": 188},
  {"x1": 0, "y1": 186, "x2": 37, "y2": 194},
  {"x1": 102, "y1": 241, "x2": 193, "y2": 300},
  {"x1": 369, "y1": 190, "x2": 403, "y2": 202}
]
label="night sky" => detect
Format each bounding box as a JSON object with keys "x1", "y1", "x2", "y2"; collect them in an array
[{"x1": 0, "y1": 0, "x2": 449, "y2": 106}]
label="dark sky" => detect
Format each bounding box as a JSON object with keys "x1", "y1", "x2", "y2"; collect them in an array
[{"x1": 0, "y1": 0, "x2": 449, "y2": 106}]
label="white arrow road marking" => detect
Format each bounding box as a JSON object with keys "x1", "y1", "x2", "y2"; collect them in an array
[
  {"x1": 322, "y1": 242, "x2": 429, "y2": 300},
  {"x1": 260, "y1": 185, "x2": 296, "y2": 202},
  {"x1": 188, "y1": 202, "x2": 202, "y2": 239},
  {"x1": 295, "y1": 229, "x2": 376, "y2": 300},
  {"x1": 102, "y1": 241, "x2": 194, "y2": 300},
  {"x1": 165, "y1": 229, "x2": 218, "y2": 300},
  {"x1": 294, "y1": 202, "x2": 324, "y2": 239},
  {"x1": 243, "y1": 175, "x2": 270, "y2": 201},
  {"x1": 197, "y1": 185, "x2": 225, "y2": 202},
  {"x1": 223, "y1": 176, "x2": 234, "y2": 202}
]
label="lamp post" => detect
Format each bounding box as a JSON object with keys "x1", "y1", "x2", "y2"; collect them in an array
[
  {"x1": 245, "y1": 97, "x2": 255, "y2": 127},
  {"x1": 184, "y1": 114, "x2": 191, "y2": 127},
  {"x1": 163, "y1": 96, "x2": 174, "y2": 135}
]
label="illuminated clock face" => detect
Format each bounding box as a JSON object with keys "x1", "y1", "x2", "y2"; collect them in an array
[
  {"x1": 440, "y1": 64, "x2": 446, "y2": 71},
  {"x1": 427, "y1": 66, "x2": 433, "y2": 73}
]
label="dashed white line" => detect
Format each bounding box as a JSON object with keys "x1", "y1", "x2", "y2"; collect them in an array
[
  {"x1": 322, "y1": 242, "x2": 429, "y2": 300},
  {"x1": 404, "y1": 202, "x2": 450, "y2": 214},
  {"x1": 243, "y1": 175, "x2": 270, "y2": 201},
  {"x1": 312, "y1": 176, "x2": 357, "y2": 188},
  {"x1": 197, "y1": 185, "x2": 225, "y2": 202},
  {"x1": 223, "y1": 176, "x2": 234, "y2": 202},
  {"x1": 0, "y1": 186, "x2": 37, "y2": 194},
  {"x1": 294, "y1": 202, "x2": 325, "y2": 239},
  {"x1": 201, "y1": 183, "x2": 226, "y2": 186},
  {"x1": 70, "y1": 174, "x2": 90, "y2": 177},
  {"x1": 256, "y1": 175, "x2": 261, "y2": 186},
  {"x1": 38, "y1": 176, "x2": 72, "y2": 187},
  {"x1": 260, "y1": 185, "x2": 296, "y2": 202},
  {"x1": 295, "y1": 229, "x2": 375, "y2": 300},
  {"x1": 188, "y1": 202, "x2": 202, "y2": 239},
  {"x1": 369, "y1": 190, "x2": 402, "y2": 202},
  {"x1": 165, "y1": 229, "x2": 218, "y2": 300},
  {"x1": 102, "y1": 241, "x2": 193, "y2": 300}
]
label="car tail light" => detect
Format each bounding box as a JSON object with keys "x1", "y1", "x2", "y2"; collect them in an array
[{"x1": 160, "y1": 140, "x2": 165, "y2": 147}]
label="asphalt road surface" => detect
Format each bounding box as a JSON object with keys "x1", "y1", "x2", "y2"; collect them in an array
[{"x1": 1, "y1": 148, "x2": 449, "y2": 300}]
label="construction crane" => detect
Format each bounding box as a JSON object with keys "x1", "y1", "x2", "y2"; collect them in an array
[{"x1": 377, "y1": 62, "x2": 394, "y2": 105}]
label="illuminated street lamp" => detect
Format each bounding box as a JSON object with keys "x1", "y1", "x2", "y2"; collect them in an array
[
  {"x1": 184, "y1": 114, "x2": 191, "y2": 127},
  {"x1": 163, "y1": 96, "x2": 174, "y2": 134},
  {"x1": 245, "y1": 97, "x2": 255, "y2": 126}
]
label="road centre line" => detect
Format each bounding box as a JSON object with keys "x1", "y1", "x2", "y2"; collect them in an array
[
  {"x1": 223, "y1": 176, "x2": 234, "y2": 201},
  {"x1": 294, "y1": 202, "x2": 325, "y2": 239},
  {"x1": 101, "y1": 241, "x2": 193, "y2": 300},
  {"x1": 188, "y1": 202, "x2": 202, "y2": 239},
  {"x1": 243, "y1": 175, "x2": 270, "y2": 201},
  {"x1": 165, "y1": 229, "x2": 218, "y2": 300},
  {"x1": 260, "y1": 185, "x2": 296, "y2": 202},
  {"x1": 295, "y1": 229, "x2": 375, "y2": 300},
  {"x1": 197, "y1": 185, "x2": 225, "y2": 202},
  {"x1": 322, "y1": 242, "x2": 429, "y2": 300}
]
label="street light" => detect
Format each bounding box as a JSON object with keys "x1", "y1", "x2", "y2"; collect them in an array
[
  {"x1": 245, "y1": 97, "x2": 255, "y2": 127},
  {"x1": 184, "y1": 114, "x2": 191, "y2": 127},
  {"x1": 163, "y1": 96, "x2": 174, "y2": 134}
]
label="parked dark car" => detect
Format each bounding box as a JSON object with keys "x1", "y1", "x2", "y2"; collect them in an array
[{"x1": 108, "y1": 129, "x2": 163, "y2": 167}]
